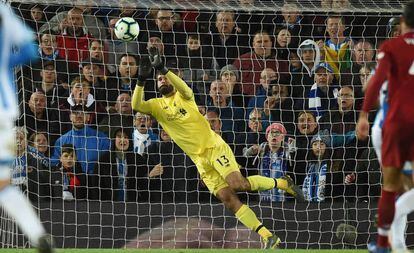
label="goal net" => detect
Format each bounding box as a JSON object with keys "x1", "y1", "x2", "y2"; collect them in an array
[{"x1": 2, "y1": 0, "x2": 413, "y2": 249}]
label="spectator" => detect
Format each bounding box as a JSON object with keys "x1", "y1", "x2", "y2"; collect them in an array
[
  {"x1": 319, "y1": 86, "x2": 357, "y2": 147},
  {"x1": 148, "y1": 128, "x2": 198, "y2": 203},
  {"x1": 321, "y1": 0, "x2": 333, "y2": 9},
  {"x1": 153, "y1": 9, "x2": 186, "y2": 57},
  {"x1": 247, "y1": 68, "x2": 278, "y2": 116},
  {"x1": 197, "y1": 104, "x2": 207, "y2": 116},
  {"x1": 99, "y1": 93, "x2": 134, "y2": 137},
  {"x1": 133, "y1": 112, "x2": 158, "y2": 155},
  {"x1": 233, "y1": 31, "x2": 288, "y2": 96},
  {"x1": 28, "y1": 132, "x2": 50, "y2": 157},
  {"x1": 94, "y1": 128, "x2": 149, "y2": 202},
  {"x1": 289, "y1": 51, "x2": 302, "y2": 72},
  {"x1": 22, "y1": 33, "x2": 72, "y2": 86},
  {"x1": 12, "y1": 127, "x2": 50, "y2": 201},
  {"x1": 55, "y1": 7, "x2": 93, "y2": 67},
  {"x1": 37, "y1": 33, "x2": 60, "y2": 62},
  {"x1": 179, "y1": 34, "x2": 217, "y2": 102},
  {"x1": 208, "y1": 80, "x2": 245, "y2": 134},
  {"x1": 236, "y1": 109, "x2": 268, "y2": 173},
  {"x1": 302, "y1": 130, "x2": 331, "y2": 202},
  {"x1": 387, "y1": 16, "x2": 402, "y2": 38},
  {"x1": 275, "y1": 28, "x2": 292, "y2": 61},
  {"x1": 307, "y1": 63, "x2": 339, "y2": 120},
  {"x1": 219, "y1": 64, "x2": 244, "y2": 108},
  {"x1": 263, "y1": 82, "x2": 295, "y2": 134},
  {"x1": 275, "y1": 3, "x2": 312, "y2": 48},
  {"x1": 319, "y1": 15, "x2": 352, "y2": 78},
  {"x1": 18, "y1": 91, "x2": 60, "y2": 144},
  {"x1": 88, "y1": 39, "x2": 113, "y2": 75},
  {"x1": 247, "y1": 109, "x2": 268, "y2": 139},
  {"x1": 79, "y1": 57, "x2": 115, "y2": 105},
  {"x1": 209, "y1": 10, "x2": 247, "y2": 68},
  {"x1": 293, "y1": 111, "x2": 319, "y2": 184},
  {"x1": 341, "y1": 40, "x2": 375, "y2": 98},
  {"x1": 292, "y1": 39, "x2": 321, "y2": 110},
  {"x1": 146, "y1": 31, "x2": 179, "y2": 73},
  {"x1": 111, "y1": 54, "x2": 139, "y2": 99},
  {"x1": 32, "y1": 61, "x2": 68, "y2": 108},
  {"x1": 39, "y1": 5, "x2": 107, "y2": 39},
  {"x1": 204, "y1": 109, "x2": 235, "y2": 145},
  {"x1": 26, "y1": 4, "x2": 47, "y2": 31},
  {"x1": 51, "y1": 104, "x2": 111, "y2": 174},
  {"x1": 51, "y1": 144, "x2": 86, "y2": 200},
  {"x1": 59, "y1": 77, "x2": 107, "y2": 130},
  {"x1": 359, "y1": 63, "x2": 375, "y2": 92},
  {"x1": 235, "y1": 0, "x2": 273, "y2": 39},
  {"x1": 344, "y1": 146, "x2": 381, "y2": 201},
  {"x1": 352, "y1": 40, "x2": 375, "y2": 67},
  {"x1": 332, "y1": 0, "x2": 351, "y2": 8},
  {"x1": 243, "y1": 123, "x2": 295, "y2": 202},
  {"x1": 319, "y1": 86, "x2": 360, "y2": 200}
]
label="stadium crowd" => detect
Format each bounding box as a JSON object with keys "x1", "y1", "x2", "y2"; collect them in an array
[{"x1": 12, "y1": 0, "x2": 390, "y2": 203}]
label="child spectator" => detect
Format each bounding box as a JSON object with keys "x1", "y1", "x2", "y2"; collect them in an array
[
  {"x1": 51, "y1": 144, "x2": 86, "y2": 200},
  {"x1": 302, "y1": 130, "x2": 331, "y2": 202},
  {"x1": 28, "y1": 132, "x2": 50, "y2": 157},
  {"x1": 244, "y1": 123, "x2": 296, "y2": 202}
]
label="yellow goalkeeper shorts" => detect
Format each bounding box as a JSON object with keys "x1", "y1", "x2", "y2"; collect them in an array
[{"x1": 189, "y1": 138, "x2": 240, "y2": 195}]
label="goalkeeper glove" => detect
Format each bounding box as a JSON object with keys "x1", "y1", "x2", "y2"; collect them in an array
[
  {"x1": 137, "y1": 55, "x2": 152, "y2": 86},
  {"x1": 148, "y1": 46, "x2": 168, "y2": 75}
]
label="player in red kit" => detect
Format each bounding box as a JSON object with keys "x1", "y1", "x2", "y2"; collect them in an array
[{"x1": 356, "y1": 1, "x2": 414, "y2": 252}]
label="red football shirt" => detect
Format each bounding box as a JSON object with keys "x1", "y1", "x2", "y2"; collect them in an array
[{"x1": 363, "y1": 31, "x2": 414, "y2": 125}]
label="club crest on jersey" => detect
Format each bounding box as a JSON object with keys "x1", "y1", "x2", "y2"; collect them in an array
[{"x1": 166, "y1": 107, "x2": 188, "y2": 121}]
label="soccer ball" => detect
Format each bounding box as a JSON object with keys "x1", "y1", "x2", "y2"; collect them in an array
[{"x1": 114, "y1": 17, "x2": 140, "y2": 42}]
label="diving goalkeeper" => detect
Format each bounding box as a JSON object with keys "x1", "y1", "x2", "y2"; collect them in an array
[{"x1": 132, "y1": 47, "x2": 304, "y2": 249}]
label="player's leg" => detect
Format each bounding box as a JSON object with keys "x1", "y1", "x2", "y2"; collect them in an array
[
  {"x1": 213, "y1": 140, "x2": 304, "y2": 200},
  {"x1": 213, "y1": 185, "x2": 280, "y2": 249},
  {"x1": 0, "y1": 124, "x2": 52, "y2": 252},
  {"x1": 196, "y1": 150, "x2": 279, "y2": 249},
  {"x1": 390, "y1": 164, "x2": 414, "y2": 251},
  {"x1": 376, "y1": 165, "x2": 401, "y2": 250},
  {"x1": 375, "y1": 125, "x2": 408, "y2": 251}
]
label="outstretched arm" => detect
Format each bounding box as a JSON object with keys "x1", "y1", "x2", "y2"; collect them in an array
[
  {"x1": 148, "y1": 47, "x2": 193, "y2": 100},
  {"x1": 165, "y1": 71, "x2": 193, "y2": 100},
  {"x1": 131, "y1": 56, "x2": 153, "y2": 115}
]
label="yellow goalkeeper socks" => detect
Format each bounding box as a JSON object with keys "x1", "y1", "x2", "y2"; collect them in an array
[
  {"x1": 247, "y1": 175, "x2": 275, "y2": 191},
  {"x1": 235, "y1": 204, "x2": 273, "y2": 239}
]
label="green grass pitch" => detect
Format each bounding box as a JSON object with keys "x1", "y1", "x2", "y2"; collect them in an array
[{"x1": 0, "y1": 249, "x2": 367, "y2": 253}]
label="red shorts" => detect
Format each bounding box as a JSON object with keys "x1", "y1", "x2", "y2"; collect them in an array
[{"x1": 381, "y1": 124, "x2": 414, "y2": 168}]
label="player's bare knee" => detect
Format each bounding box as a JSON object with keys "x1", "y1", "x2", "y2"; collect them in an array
[
  {"x1": 216, "y1": 188, "x2": 240, "y2": 211},
  {"x1": 382, "y1": 166, "x2": 403, "y2": 191},
  {"x1": 225, "y1": 172, "x2": 249, "y2": 191}
]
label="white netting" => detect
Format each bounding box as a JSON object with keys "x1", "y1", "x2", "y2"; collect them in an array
[{"x1": 1, "y1": 0, "x2": 412, "y2": 249}]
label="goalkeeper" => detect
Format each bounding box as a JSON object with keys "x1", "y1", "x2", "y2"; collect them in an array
[{"x1": 132, "y1": 47, "x2": 305, "y2": 249}]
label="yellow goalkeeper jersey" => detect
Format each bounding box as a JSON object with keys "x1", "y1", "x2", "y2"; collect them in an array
[{"x1": 132, "y1": 71, "x2": 220, "y2": 155}]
